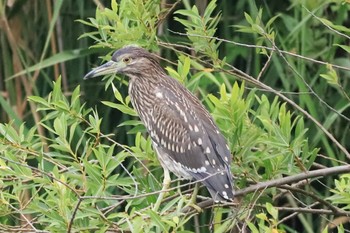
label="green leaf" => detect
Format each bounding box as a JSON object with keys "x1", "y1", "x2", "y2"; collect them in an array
[
  {"x1": 256, "y1": 213, "x2": 268, "y2": 221},
  {"x1": 165, "y1": 67, "x2": 181, "y2": 82},
  {"x1": 111, "y1": 0, "x2": 118, "y2": 12},
  {"x1": 247, "y1": 221, "x2": 259, "y2": 233},
  {"x1": 181, "y1": 56, "x2": 191, "y2": 78},
  {"x1": 28, "y1": 96, "x2": 50, "y2": 108},
  {"x1": 0, "y1": 95, "x2": 24, "y2": 128},
  {"x1": 176, "y1": 9, "x2": 201, "y2": 20},
  {"x1": 112, "y1": 83, "x2": 124, "y2": 104},
  {"x1": 266, "y1": 202, "x2": 278, "y2": 220},
  {"x1": 321, "y1": 226, "x2": 328, "y2": 233},
  {"x1": 70, "y1": 85, "x2": 81, "y2": 109},
  {"x1": 118, "y1": 120, "x2": 143, "y2": 127},
  {"x1": 145, "y1": 209, "x2": 167, "y2": 231},
  {"x1": 320, "y1": 18, "x2": 350, "y2": 33},
  {"x1": 101, "y1": 101, "x2": 137, "y2": 116},
  {"x1": 244, "y1": 12, "x2": 254, "y2": 25},
  {"x1": 8, "y1": 48, "x2": 106, "y2": 80},
  {"x1": 203, "y1": 0, "x2": 217, "y2": 24},
  {"x1": 266, "y1": 14, "x2": 280, "y2": 29},
  {"x1": 334, "y1": 44, "x2": 350, "y2": 53}
]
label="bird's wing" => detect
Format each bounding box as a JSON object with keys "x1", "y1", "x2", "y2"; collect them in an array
[{"x1": 147, "y1": 81, "x2": 234, "y2": 200}]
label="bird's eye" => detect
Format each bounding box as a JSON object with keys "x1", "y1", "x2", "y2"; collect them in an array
[{"x1": 123, "y1": 57, "x2": 131, "y2": 63}]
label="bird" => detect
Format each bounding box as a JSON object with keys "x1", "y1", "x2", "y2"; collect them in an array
[{"x1": 84, "y1": 46, "x2": 234, "y2": 206}]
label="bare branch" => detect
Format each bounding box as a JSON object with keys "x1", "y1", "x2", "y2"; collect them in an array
[
  {"x1": 235, "y1": 165, "x2": 350, "y2": 197},
  {"x1": 183, "y1": 165, "x2": 350, "y2": 215}
]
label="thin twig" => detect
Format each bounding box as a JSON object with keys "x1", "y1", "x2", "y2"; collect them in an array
[
  {"x1": 67, "y1": 198, "x2": 82, "y2": 233},
  {"x1": 303, "y1": 6, "x2": 350, "y2": 40},
  {"x1": 168, "y1": 30, "x2": 350, "y2": 72},
  {"x1": 279, "y1": 185, "x2": 342, "y2": 214},
  {"x1": 256, "y1": 52, "x2": 273, "y2": 81},
  {"x1": 240, "y1": 186, "x2": 268, "y2": 230},
  {"x1": 8, "y1": 204, "x2": 37, "y2": 231}
]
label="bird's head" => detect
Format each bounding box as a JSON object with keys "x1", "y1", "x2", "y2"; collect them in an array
[{"x1": 84, "y1": 46, "x2": 163, "y2": 80}]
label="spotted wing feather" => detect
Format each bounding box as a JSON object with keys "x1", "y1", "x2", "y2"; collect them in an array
[{"x1": 147, "y1": 78, "x2": 234, "y2": 201}]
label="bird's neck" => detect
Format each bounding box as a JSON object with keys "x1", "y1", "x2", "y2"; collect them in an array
[
  {"x1": 128, "y1": 73, "x2": 162, "y2": 121},
  {"x1": 128, "y1": 73, "x2": 158, "y2": 91},
  {"x1": 128, "y1": 67, "x2": 167, "y2": 91}
]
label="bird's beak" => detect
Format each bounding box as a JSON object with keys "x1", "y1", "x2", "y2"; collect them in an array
[{"x1": 83, "y1": 61, "x2": 120, "y2": 80}]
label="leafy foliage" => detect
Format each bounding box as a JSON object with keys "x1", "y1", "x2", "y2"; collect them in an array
[
  {"x1": 78, "y1": 0, "x2": 162, "y2": 51},
  {"x1": 328, "y1": 174, "x2": 350, "y2": 210},
  {"x1": 175, "y1": 0, "x2": 222, "y2": 65}
]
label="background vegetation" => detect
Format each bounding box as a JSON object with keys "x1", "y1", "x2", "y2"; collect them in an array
[{"x1": 1, "y1": 0, "x2": 350, "y2": 232}]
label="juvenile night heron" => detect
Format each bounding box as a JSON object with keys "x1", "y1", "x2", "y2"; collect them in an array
[{"x1": 84, "y1": 46, "x2": 234, "y2": 205}]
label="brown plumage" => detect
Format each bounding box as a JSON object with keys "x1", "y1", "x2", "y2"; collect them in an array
[{"x1": 84, "y1": 46, "x2": 234, "y2": 201}]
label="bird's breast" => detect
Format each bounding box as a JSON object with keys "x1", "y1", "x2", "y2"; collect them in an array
[{"x1": 128, "y1": 78, "x2": 158, "y2": 127}]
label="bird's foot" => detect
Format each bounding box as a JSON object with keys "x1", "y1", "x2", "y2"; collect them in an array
[
  {"x1": 185, "y1": 201, "x2": 202, "y2": 213},
  {"x1": 183, "y1": 183, "x2": 202, "y2": 212}
]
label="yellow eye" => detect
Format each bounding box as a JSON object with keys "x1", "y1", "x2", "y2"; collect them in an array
[{"x1": 123, "y1": 57, "x2": 131, "y2": 63}]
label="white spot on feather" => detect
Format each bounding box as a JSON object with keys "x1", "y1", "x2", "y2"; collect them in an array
[
  {"x1": 194, "y1": 125, "x2": 199, "y2": 132},
  {"x1": 155, "y1": 91, "x2": 163, "y2": 99},
  {"x1": 205, "y1": 147, "x2": 211, "y2": 154},
  {"x1": 180, "y1": 146, "x2": 184, "y2": 153},
  {"x1": 197, "y1": 138, "x2": 202, "y2": 145},
  {"x1": 183, "y1": 115, "x2": 188, "y2": 123},
  {"x1": 190, "y1": 166, "x2": 207, "y2": 173}
]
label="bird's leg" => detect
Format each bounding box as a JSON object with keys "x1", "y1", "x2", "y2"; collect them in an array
[
  {"x1": 185, "y1": 183, "x2": 202, "y2": 212},
  {"x1": 190, "y1": 183, "x2": 199, "y2": 204},
  {"x1": 153, "y1": 168, "x2": 171, "y2": 211}
]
